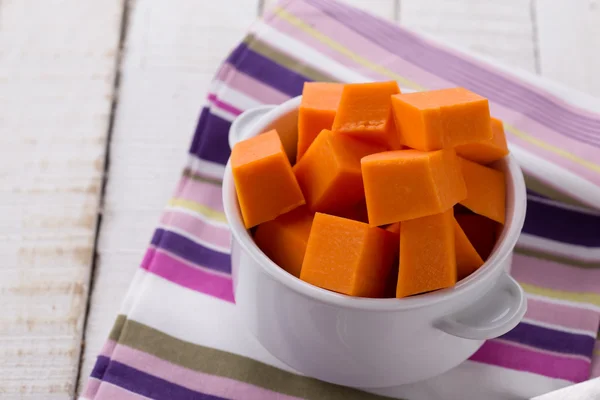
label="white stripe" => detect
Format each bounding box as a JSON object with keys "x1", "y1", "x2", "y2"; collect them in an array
[
  {"x1": 520, "y1": 318, "x2": 598, "y2": 339},
  {"x1": 209, "y1": 80, "x2": 264, "y2": 112},
  {"x1": 186, "y1": 154, "x2": 226, "y2": 181},
  {"x1": 128, "y1": 274, "x2": 570, "y2": 400},
  {"x1": 251, "y1": 21, "x2": 372, "y2": 83},
  {"x1": 156, "y1": 223, "x2": 230, "y2": 254},
  {"x1": 526, "y1": 291, "x2": 600, "y2": 313},
  {"x1": 518, "y1": 233, "x2": 600, "y2": 261},
  {"x1": 207, "y1": 102, "x2": 237, "y2": 121},
  {"x1": 527, "y1": 194, "x2": 600, "y2": 216},
  {"x1": 510, "y1": 143, "x2": 600, "y2": 210}
]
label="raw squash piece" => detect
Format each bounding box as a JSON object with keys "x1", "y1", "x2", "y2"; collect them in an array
[
  {"x1": 297, "y1": 82, "x2": 344, "y2": 161},
  {"x1": 459, "y1": 157, "x2": 506, "y2": 224},
  {"x1": 254, "y1": 207, "x2": 314, "y2": 278},
  {"x1": 453, "y1": 217, "x2": 484, "y2": 280},
  {"x1": 391, "y1": 87, "x2": 492, "y2": 151},
  {"x1": 456, "y1": 214, "x2": 498, "y2": 260},
  {"x1": 294, "y1": 129, "x2": 386, "y2": 215},
  {"x1": 397, "y1": 210, "x2": 457, "y2": 298},
  {"x1": 337, "y1": 199, "x2": 369, "y2": 223},
  {"x1": 456, "y1": 117, "x2": 509, "y2": 164},
  {"x1": 232, "y1": 129, "x2": 305, "y2": 228},
  {"x1": 300, "y1": 213, "x2": 397, "y2": 297},
  {"x1": 385, "y1": 222, "x2": 400, "y2": 239},
  {"x1": 332, "y1": 81, "x2": 401, "y2": 148},
  {"x1": 361, "y1": 148, "x2": 467, "y2": 225}
]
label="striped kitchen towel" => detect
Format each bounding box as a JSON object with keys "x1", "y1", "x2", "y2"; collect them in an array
[{"x1": 81, "y1": 0, "x2": 600, "y2": 399}]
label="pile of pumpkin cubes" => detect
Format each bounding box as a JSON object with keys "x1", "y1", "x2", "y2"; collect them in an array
[{"x1": 231, "y1": 81, "x2": 508, "y2": 299}]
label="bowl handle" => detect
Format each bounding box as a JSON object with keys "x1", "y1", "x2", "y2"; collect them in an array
[
  {"x1": 229, "y1": 105, "x2": 276, "y2": 150},
  {"x1": 435, "y1": 274, "x2": 527, "y2": 340}
]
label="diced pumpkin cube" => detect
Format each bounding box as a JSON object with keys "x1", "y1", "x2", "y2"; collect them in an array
[
  {"x1": 297, "y1": 82, "x2": 344, "y2": 161},
  {"x1": 232, "y1": 129, "x2": 305, "y2": 228},
  {"x1": 397, "y1": 210, "x2": 457, "y2": 298},
  {"x1": 361, "y1": 149, "x2": 467, "y2": 225},
  {"x1": 254, "y1": 207, "x2": 314, "y2": 278},
  {"x1": 459, "y1": 157, "x2": 506, "y2": 224},
  {"x1": 332, "y1": 81, "x2": 401, "y2": 148},
  {"x1": 456, "y1": 117, "x2": 509, "y2": 164},
  {"x1": 455, "y1": 214, "x2": 498, "y2": 260},
  {"x1": 454, "y1": 217, "x2": 484, "y2": 280},
  {"x1": 294, "y1": 129, "x2": 386, "y2": 216},
  {"x1": 391, "y1": 87, "x2": 492, "y2": 151},
  {"x1": 300, "y1": 213, "x2": 397, "y2": 297}
]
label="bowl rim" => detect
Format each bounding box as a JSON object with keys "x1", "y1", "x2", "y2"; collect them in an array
[{"x1": 223, "y1": 96, "x2": 527, "y2": 311}]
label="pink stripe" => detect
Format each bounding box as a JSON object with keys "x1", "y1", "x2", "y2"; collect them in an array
[
  {"x1": 470, "y1": 340, "x2": 591, "y2": 382},
  {"x1": 143, "y1": 248, "x2": 234, "y2": 302},
  {"x1": 216, "y1": 63, "x2": 291, "y2": 105},
  {"x1": 111, "y1": 344, "x2": 301, "y2": 400},
  {"x1": 512, "y1": 254, "x2": 600, "y2": 295},
  {"x1": 81, "y1": 377, "x2": 101, "y2": 400},
  {"x1": 269, "y1": 3, "x2": 600, "y2": 186},
  {"x1": 95, "y1": 381, "x2": 147, "y2": 400},
  {"x1": 525, "y1": 298, "x2": 600, "y2": 333},
  {"x1": 591, "y1": 341, "x2": 600, "y2": 378},
  {"x1": 160, "y1": 210, "x2": 231, "y2": 250},
  {"x1": 98, "y1": 340, "x2": 117, "y2": 358},
  {"x1": 207, "y1": 93, "x2": 243, "y2": 116},
  {"x1": 176, "y1": 176, "x2": 224, "y2": 213}
]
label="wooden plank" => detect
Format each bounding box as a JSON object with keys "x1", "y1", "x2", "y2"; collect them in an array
[
  {"x1": 0, "y1": 0, "x2": 124, "y2": 398},
  {"x1": 77, "y1": 0, "x2": 260, "y2": 392},
  {"x1": 262, "y1": 0, "x2": 398, "y2": 20},
  {"x1": 535, "y1": 0, "x2": 600, "y2": 96},
  {"x1": 400, "y1": 0, "x2": 538, "y2": 73}
]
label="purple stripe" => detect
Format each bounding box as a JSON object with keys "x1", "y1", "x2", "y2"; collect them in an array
[
  {"x1": 226, "y1": 42, "x2": 310, "y2": 97},
  {"x1": 103, "y1": 360, "x2": 227, "y2": 400},
  {"x1": 523, "y1": 196, "x2": 600, "y2": 247},
  {"x1": 501, "y1": 322, "x2": 595, "y2": 358},
  {"x1": 151, "y1": 229, "x2": 231, "y2": 274},
  {"x1": 470, "y1": 340, "x2": 590, "y2": 382},
  {"x1": 91, "y1": 355, "x2": 110, "y2": 380},
  {"x1": 304, "y1": 0, "x2": 600, "y2": 146},
  {"x1": 189, "y1": 108, "x2": 232, "y2": 166}
]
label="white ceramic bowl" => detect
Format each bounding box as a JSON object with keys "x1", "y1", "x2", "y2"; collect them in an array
[{"x1": 223, "y1": 96, "x2": 527, "y2": 388}]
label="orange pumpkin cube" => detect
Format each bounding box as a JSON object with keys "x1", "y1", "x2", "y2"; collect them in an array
[
  {"x1": 232, "y1": 129, "x2": 305, "y2": 228},
  {"x1": 361, "y1": 149, "x2": 467, "y2": 226},
  {"x1": 456, "y1": 117, "x2": 509, "y2": 164},
  {"x1": 297, "y1": 82, "x2": 344, "y2": 161},
  {"x1": 391, "y1": 87, "x2": 492, "y2": 151},
  {"x1": 294, "y1": 129, "x2": 386, "y2": 216},
  {"x1": 453, "y1": 217, "x2": 484, "y2": 280},
  {"x1": 332, "y1": 81, "x2": 401, "y2": 148},
  {"x1": 300, "y1": 213, "x2": 397, "y2": 297},
  {"x1": 254, "y1": 207, "x2": 314, "y2": 278},
  {"x1": 456, "y1": 214, "x2": 499, "y2": 260},
  {"x1": 397, "y1": 210, "x2": 457, "y2": 298},
  {"x1": 459, "y1": 157, "x2": 506, "y2": 224}
]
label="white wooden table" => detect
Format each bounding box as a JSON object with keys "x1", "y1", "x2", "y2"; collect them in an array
[{"x1": 0, "y1": 0, "x2": 598, "y2": 398}]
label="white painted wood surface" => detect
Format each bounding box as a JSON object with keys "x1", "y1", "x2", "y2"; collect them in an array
[
  {"x1": 536, "y1": 0, "x2": 600, "y2": 97},
  {"x1": 0, "y1": 0, "x2": 598, "y2": 398},
  {"x1": 0, "y1": 0, "x2": 124, "y2": 398}
]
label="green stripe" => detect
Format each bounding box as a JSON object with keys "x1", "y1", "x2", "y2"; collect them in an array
[
  {"x1": 523, "y1": 173, "x2": 592, "y2": 209},
  {"x1": 514, "y1": 246, "x2": 600, "y2": 269},
  {"x1": 182, "y1": 168, "x2": 223, "y2": 187},
  {"x1": 109, "y1": 314, "x2": 127, "y2": 342},
  {"x1": 243, "y1": 34, "x2": 341, "y2": 83},
  {"x1": 118, "y1": 319, "x2": 400, "y2": 400}
]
